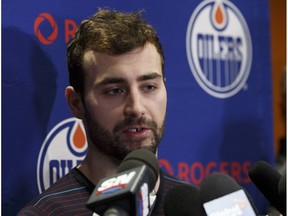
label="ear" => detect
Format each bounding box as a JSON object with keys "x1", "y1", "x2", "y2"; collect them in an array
[{"x1": 65, "y1": 86, "x2": 85, "y2": 119}]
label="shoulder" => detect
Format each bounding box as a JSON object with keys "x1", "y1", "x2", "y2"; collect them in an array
[
  {"x1": 162, "y1": 171, "x2": 188, "y2": 190},
  {"x1": 17, "y1": 168, "x2": 93, "y2": 215},
  {"x1": 150, "y1": 170, "x2": 189, "y2": 215}
]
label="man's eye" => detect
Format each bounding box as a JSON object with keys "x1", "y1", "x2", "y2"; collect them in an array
[
  {"x1": 143, "y1": 85, "x2": 157, "y2": 92},
  {"x1": 105, "y1": 88, "x2": 124, "y2": 95}
]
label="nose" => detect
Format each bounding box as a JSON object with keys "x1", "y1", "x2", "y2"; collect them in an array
[{"x1": 124, "y1": 89, "x2": 145, "y2": 118}]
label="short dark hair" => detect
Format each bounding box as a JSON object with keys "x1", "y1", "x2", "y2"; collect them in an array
[{"x1": 67, "y1": 9, "x2": 165, "y2": 93}]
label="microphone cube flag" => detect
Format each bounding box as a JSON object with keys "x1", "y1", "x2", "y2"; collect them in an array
[
  {"x1": 86, "y1": 165, "x2": 150, "y2": 216},
  {"x1": 203, "y1": 189, "x2": 256, "y2": 216}
]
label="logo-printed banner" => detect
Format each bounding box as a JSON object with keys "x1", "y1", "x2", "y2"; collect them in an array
[{"x1": 3, "y1": 0, "x2": 274, "y2": 215}]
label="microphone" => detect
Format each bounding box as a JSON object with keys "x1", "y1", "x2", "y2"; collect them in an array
[
  {"x1": 199, "y1": 172, "x2": 258, "y2": 216},
  {"x1": 248, "y1": 160, "x2": 286, "y2": 215},
  {"x1": 278, "y1": 173, "x2": 286, "y2": 207},
  {"x1": 164, "y1": 184, "x2": 206, "y2": 216},
  {"x1": 86, "y1": 149, "x2": 160, "y2": 216}
]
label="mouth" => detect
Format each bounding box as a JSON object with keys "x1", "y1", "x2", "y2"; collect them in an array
[
  {"x1": 126, "y1": 128, "x2": 146, "y2": 132},
  {"x1": 122, "y1": 126, "x2": 150, "y2": 137}
]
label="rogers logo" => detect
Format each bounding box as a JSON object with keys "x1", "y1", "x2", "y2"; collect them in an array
[
  {"x1": 34, "y1": 12, "x2": 77, "y2": 45},
  {"x1": 34, "y1": 13, "x2": 58, "y2": 45}
]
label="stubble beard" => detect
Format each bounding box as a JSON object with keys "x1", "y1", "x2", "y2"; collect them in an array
[{"x1": 83, "y1": 111, "x2": 165, "y2": 161}]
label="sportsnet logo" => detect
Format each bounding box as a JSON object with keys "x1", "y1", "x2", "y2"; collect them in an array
[
  {"x1": 37, "y1": 118, "x2": 87, "y2": 193},
  {"x1": 96, "y1": 171, "x2": 136, "y2": 195},
  {"x1": 186, "y1": 0, "x2": 252, "y2": 98}
]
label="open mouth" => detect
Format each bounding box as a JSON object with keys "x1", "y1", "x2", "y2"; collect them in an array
[
  {"x1": 126, "y1": 128, "x2": 145, "y2": 132},
  {"x1": 122, "y1": 127, "x2": 150, "y2": 137}
]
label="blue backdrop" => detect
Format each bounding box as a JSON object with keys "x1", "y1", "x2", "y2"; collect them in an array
[{"x1": 3, "y1": 0, "x2": 274, "y2": 215}]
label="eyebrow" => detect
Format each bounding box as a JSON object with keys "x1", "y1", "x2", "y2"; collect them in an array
[
  {"x1": 137, "y1": 72, "x2": 162, "y2": 82},
  {"x1": 97, "y1": 72, "x2": 162, "y2": 86}
]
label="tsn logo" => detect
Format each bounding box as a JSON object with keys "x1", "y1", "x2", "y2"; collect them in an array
[
  {"x1": 34, "y1": 12, "x2": 78, "y2": 45},
  {"x1": 97, "y1": 171, "x2": 136, "y2": 193}
]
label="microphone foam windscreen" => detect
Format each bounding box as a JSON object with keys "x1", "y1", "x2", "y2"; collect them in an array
[
  {"x1": 200, "y1": 172, "x2": 241, "y2": 202},
  {"x1": 164, "y1": 184, "x2": 204, "y2": 216},
  {"x1": 278, "y1": 173, "x2": 286, "y2": 202},
  {"x1": 248, "y1": 161, "x2": 282, "y2": 211},
  {"x1": 117, "y1": 149, "x2": 159, "y2": 191},
  {"x1": 200, "y1": 172, "x2": 258, "y2": 214}
]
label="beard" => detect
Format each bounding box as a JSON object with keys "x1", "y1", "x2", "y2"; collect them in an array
[{"x1": 83, "y1": 109, "x2": 165, "y2": 161}]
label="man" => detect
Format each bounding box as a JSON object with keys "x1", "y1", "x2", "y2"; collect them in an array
[{"x1": 18, "y1": 9, "x2": 186, "y2": 215}]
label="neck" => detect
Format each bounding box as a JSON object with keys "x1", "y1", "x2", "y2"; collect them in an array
[{"x1": 77, "y1": 147, "x2": 121, "y2": 185}]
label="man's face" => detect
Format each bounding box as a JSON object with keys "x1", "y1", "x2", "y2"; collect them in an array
[{"x1": 81, "y1": 43, "x2": 167, "y2": 160}]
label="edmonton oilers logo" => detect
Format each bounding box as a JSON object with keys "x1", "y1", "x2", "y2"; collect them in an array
[
  {"x1": 186, "y1": 0, "x2": 252, "y2": 98},
  {"x1": 37, "y1": 118, "x2": 87, "y2": 193}
]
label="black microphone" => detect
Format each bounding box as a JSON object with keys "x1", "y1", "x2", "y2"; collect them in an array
[
  {"x1": 86, "y1": 149, "x2": 160, "y2": 216},
  {"x1": 164, "y1": 184, "x2": 206, "y2": 216},
  {"x1": 278, "y1": 172, "x2": 286, "y2": 208},
  {"x1": 248, "y1": 160, "x2": 286, "y2": 215},
  {"x1": 199, "y1": 172, "x2": 258, "y2": 215}
]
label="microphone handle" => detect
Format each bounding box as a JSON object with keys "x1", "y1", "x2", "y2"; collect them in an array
[{"x1": 103, "y1": 206, "x2": 129, "y2": 216}]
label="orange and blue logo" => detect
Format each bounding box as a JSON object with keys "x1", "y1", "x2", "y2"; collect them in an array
[
  {"x1": 34, "y1": 12, "x2": 78, "y2": 44},
  {"x1": 37, "y1": 118, "x2": 87, "y2": 193},
  {"x1": 34, "y1": 13, "x2": 58, "y2": 45},
  {"x1": 186, "y1": 0, "x2": 252, "y2": 98}
]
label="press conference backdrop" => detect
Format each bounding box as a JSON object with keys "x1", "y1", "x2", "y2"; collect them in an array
[{"x1": 3, "y1": 0, "x2": 274, "y2": 215}]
